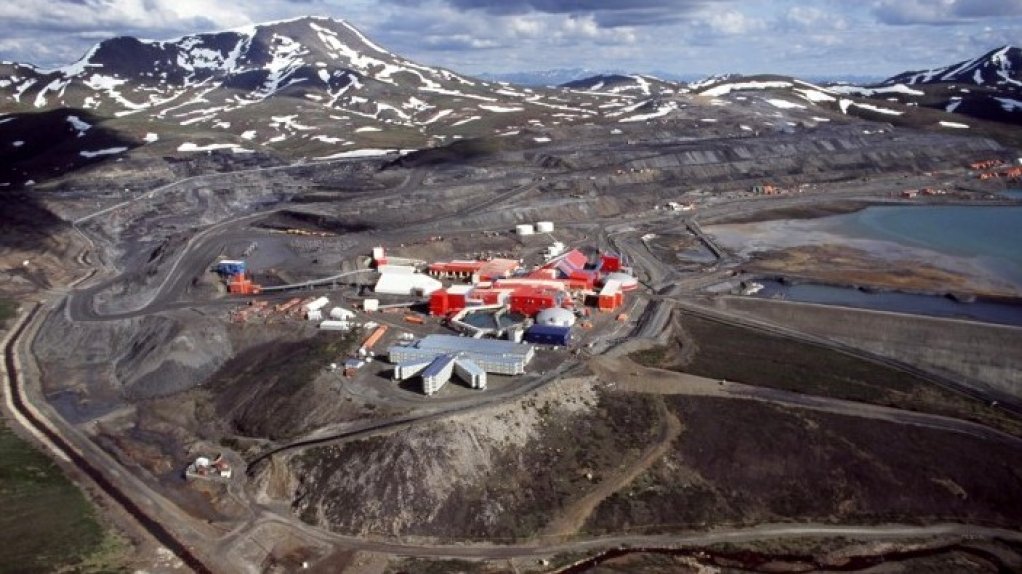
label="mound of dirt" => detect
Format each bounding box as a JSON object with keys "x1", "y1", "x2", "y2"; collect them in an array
[{"x1": 260, "y1": 379, "x2": 662, "y2": 540}]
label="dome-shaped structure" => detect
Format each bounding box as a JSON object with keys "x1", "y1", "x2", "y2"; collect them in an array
[
  {"x1": 603, "y1": 272, "x2": 639, "y2": 291},
  {"x1": 535, "y1": 307, "x2": 576, "y2": 327}
]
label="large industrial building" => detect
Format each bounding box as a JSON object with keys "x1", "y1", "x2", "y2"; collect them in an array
[
  {"x1": 389, "y1": 334, "x2": 534, "y2": 375},
  {"x1": 375, "y1": 265, "x2": 444, "y2": 296}
]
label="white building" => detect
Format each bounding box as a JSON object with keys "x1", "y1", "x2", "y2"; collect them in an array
[{"x1": 374, "y1": 266, "x2": 443, "y2": 296}]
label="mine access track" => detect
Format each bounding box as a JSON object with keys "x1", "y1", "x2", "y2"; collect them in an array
[{"x1": 3, "y1": 305, "x2": 213, "y2": 574}]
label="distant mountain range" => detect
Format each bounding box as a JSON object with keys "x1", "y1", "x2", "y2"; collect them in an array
[{"x1": 0, "y1": 16, "x2": 1018, "y2": 189}]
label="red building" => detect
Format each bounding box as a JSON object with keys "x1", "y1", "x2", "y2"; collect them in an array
[
  {"x1": 599, "y1": 253, "x2": 622, "y2": 273},
  {"x1": 509, "y1": 286, "x2": 566, "y2": 316},
  {"x1": 598, "y1": 280, "x2": 623, "y2": 312},
  {"x1": 429, "y1": 285, "x2": 474, "y2": 316},
  {"x1": 428, "y1": 260, "x2": 484, "y2": 281}
]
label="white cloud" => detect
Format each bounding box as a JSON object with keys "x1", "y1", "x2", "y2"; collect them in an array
[{"x1": 702, "y1": 9, "x2": 765, "y2": 35}]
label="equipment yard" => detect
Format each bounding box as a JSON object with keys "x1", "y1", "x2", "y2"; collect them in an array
[{"x1": 4, "y1": 79, "x2": 1022, "y2": 573}]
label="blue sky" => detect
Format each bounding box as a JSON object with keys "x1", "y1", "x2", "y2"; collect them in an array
[{"x1": 1, "y1": 0, "x2": 1019, "y2": 77}]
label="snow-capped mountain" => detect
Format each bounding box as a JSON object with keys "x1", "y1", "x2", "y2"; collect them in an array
[
  {"x1": 826, "y1": 46, "x2": 1022, "y2": 126},
  {"x1": 884, "y1": 46, "x2": 1021, "y2": 87},
  {"x1": 0, "y1": 17, "x2": 649, "y2": 160}
]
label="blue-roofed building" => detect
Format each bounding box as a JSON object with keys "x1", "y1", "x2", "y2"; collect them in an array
[{"x1": 388, "y1": 334, "x2": 534, "y2": 377}]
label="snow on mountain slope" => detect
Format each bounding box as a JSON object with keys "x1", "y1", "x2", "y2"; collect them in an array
[
  {"x1": 0, "y1": 17, "x2": 646, "y2": 155},
  {"x1": 884, "y1": 46, "x2": 1021, "y2": 87},
  {"x1": 835, "y1": 46, "x2": 1022, "y2": 126}
]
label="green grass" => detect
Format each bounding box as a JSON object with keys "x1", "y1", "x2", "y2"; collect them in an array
[{"x1": 0, "y1": 424, "x2": 131, "y2": 573}]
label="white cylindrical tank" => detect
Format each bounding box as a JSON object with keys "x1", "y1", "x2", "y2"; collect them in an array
[
  {"x1": 307, "y1": 309, "x2": 323, "y2": 322},
  {"x1": 319, "y1": 320, "x2": 351, "y2": 331},
  {"x1": 515, "y1": 224, "x2": 535, "y2": 236},
  {"x1": 535, "y1": 307, "x2": 576, "y2": 327},
  {"x1": 536, "y1": 221, "x2": 554, "y2": 233},
  {"x1": 330, "y1": 307, "x2": 355, "y2": 320},
  {"x1": 305, "y1": 296, "x2": 330, "y2": 312}
]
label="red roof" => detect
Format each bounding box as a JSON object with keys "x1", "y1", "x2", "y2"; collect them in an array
[{"x1": 542, "y1": 249, "x2": 587, "y2": 272}]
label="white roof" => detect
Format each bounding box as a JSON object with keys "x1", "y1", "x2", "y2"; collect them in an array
[
  {"x1": 536, "y1": 307, "x2": 576, "y2": 326},
  {"x1": 448, "y1": 284, "x2": 474, "y2": 295},
  {"x1": 375, "y1": 273, "x2": 443, "y2": 296},
  {"x1": 305, "y1": 296, "x2": 330, "y2": 311},
  {"x1": 600, "y1": 280, "x2": 622, "y2": 296},
  {"x1": 605, "y1": 272, "x2": 638, "y2": 287},
  {"x1": 378, "y1": 264, "x2": 417, "y2": 274}
]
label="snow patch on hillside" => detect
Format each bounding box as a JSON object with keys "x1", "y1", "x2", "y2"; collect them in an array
[
  {"x1": 178, "y1": 142, "x2": 250, "y2": 152},
  {"x1": 66, "y1": 115, "x2": 91, "y2": 135},
  {"x1": 80, "y1": 146, "x2": 127, "y2": 157},
  {"x1": 478, "y1": 104, "x2": 524, "y2": 113},
  {"x1": 765, "y1": 98, "x2": 805, "y2": 110},
  {"x1": 699, "y1": 80, "x2": 792, "y2": 97}
]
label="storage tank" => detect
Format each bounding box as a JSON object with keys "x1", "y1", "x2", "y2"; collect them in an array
[
  {"x1": 536, "y1": 221, "x2": 554, "y2": 233},
  {"x1": 535, "y1": 307, "x2": 576, "y2": 327},
  {"x1": 307, "y1": 309, "x2": 323, "y2": 322},
  {"x1": 515, "y1": 224, "x2": 535, "y2": 236},
  {"x1": 305, "y1": 296, "x2": 330, "y2": 312},
  {"x1": 330, "y1": 307, "x2": 355, "y2": 320},
  {"x1": 319, "y1": 320, "x2": 351, "y2": 331}
]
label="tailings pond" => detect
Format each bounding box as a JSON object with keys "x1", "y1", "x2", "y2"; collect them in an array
[
  {"x1": 754, "y1": 279, "x2": 1022, "y2": 327},
  {"x1": 709, "y1": 202, "x2": 1022, "y2": 287},
  {"x1": 709, "y1": 201, "x2": 1022, "y2": 325}
]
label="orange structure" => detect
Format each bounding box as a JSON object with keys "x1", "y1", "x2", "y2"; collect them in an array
[
  {"x1": 360, "y1": 325, "x2": 389, "y2": 353},
  {"x1": 227, "y1": 273, "x2": 261, "y2": 295},
  {"x1": 969, "y1": 159, "x2": 1003, "y2": 170}
]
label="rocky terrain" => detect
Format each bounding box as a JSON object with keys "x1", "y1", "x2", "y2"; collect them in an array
[
  {"x1": 2, "y1": 16, "x2": 1022, "y2": 573},
  {"x1": 586, "y1": 395, "x2": 1022, "y2": 534},
  {"x1": 258, "y1": 377, "x2": 663, "y2": 540}
]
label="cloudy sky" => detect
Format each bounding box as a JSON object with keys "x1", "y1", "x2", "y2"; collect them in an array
[{"x1": 2, "y1": 0, "x2": 1020, "y2": 78}]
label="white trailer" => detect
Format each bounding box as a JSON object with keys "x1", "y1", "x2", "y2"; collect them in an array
[
  {"x1": 329, "y1": 306, "x2": 355, "y2": 320},
  {"x1": 319, "y1": 320, "x2": 351, "y2": 331},
  {"x1": 305, "y1": 296, "x2": 330, "y2": 312}
]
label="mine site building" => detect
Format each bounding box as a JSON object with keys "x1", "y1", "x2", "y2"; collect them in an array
[
  {"x1": 454, "y1": 358, "x2": 487, "y2": 389},
  {"x1": 421, "y1": 354, "x2": 457, "y2": 395},
  {"x1": 388, "y1": 334, "x2": 534, "y2": 376},
  {"x1": 598, "y1": 280, "x2": 624, "y2": 312},
  {"x1": 524, "y1": 324, "x2": 572, "y2": 346},
  {"x1": 428, "y1": 258, "x2": 520, "y2": 282},
  {"x1": 374, "y1": 265, "x2": 443, "y2": 296},
  {"x1": 429, "y1": 284, "x2": 474, "y2": 316},
  {"x1": 508, "y1": 286, "x2": 567, "y2": 317},
  {"x1": 216, "y1": 260, "x2": 246, "y2": 276}
]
